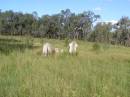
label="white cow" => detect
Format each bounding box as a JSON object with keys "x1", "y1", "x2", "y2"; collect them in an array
[
  {"x1": 55, "y1": 48, "x2": 64, "y2": 53},
  {"x1": 43, "y1": 42, "x2": 55, "y2": 56},
  {"x1": 54, "y1": 48, "x2": 60, "y2": 53},
  {"x1": 69, "y1": 41, "x2": 78, "y2": 55},
  {"x1": 43, "y1": 43, "x2": 64, "y2": 56}
]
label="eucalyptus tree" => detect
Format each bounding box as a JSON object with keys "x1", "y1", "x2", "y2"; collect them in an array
[
  {"x1": 32, "y1": 11, "x2": 39, "y2": 32},
  {"x1": 60, "y1": 9, "x2": 73, "y2": 36},
  {"x1": 76, "y1": 11, "x2": 100, "y2": 40},
  {"x1": 113, "y1": 16, "x2": 130, "y2": 46},
  {"x1": 90, "y1": 22, "x2": 112, "y2": 43}
]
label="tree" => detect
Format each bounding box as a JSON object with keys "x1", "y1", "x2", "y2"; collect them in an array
[
  {"x1": 113, "y1": 17, "x2": 130, "y2": 46},
  {"x1": 75, "y1": 11, "x2": 100, "y2": 40},
  {"x1": 89, "y1": 22, "x2": 112, "y2": 43}
]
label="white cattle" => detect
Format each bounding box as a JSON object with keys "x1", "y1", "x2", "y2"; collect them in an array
[
  {"x1": 43, "y1": 42, "x2": 55, "y2": 56},
  {"x1": 54, "y1": 48, "x2": 60, "y2": 53},
  {"x1": 69, "y1": 41, "x2": 78, "y2": 54},
  {"x1": 43, "y1": 43, "x2": 64, "y2": 56}
]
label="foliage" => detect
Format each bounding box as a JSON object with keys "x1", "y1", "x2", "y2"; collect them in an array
[
  {"x1": 0, "y1": 10, "x2": 130, "y2": 47},
  {"x1": 90, "y1": 22, "x2": 112, "y2": 43},
  {"x1": 92, "y1": 42, "x2": 101, "y2": 51},
  {"x1": 0, "y1": 9, "x2": 100, "y2": 39},
  {"x1": 113, "y1": 16, "x2": 130, "y2": 46},
  {"x1": 64, "y1": 38, "x2": 70, "y2": 47}
]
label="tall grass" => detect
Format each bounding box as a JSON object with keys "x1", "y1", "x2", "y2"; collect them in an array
[{"x1": 0, "y1": 36, "x2": 130, "y2": 97}]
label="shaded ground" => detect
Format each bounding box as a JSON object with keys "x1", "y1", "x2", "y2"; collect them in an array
[{"x1": 0, "y1": 38, "x2": 32, "y2": 55}]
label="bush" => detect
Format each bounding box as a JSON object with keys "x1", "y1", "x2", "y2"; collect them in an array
[
  {"x1": 25, "y1": 36, "x2": 34, "y2": 48},
  {"x1": 102, "y1": 43, "x2": 110, "y2": 50},
  {"x1": 64, "y1": 38, "x2": 69, "y2": 47},
  {"x1": 92, "y1": 43, "x2": 101, "y2": 51}
]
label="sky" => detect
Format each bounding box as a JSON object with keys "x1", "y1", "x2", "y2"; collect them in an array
[{"x1": 0, "y1": 0, "x2": 130, "y2": 23}]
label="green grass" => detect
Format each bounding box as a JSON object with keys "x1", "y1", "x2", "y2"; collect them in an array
[{"x1": 0, "y1": 36, "x2": 130, "y2": 97}]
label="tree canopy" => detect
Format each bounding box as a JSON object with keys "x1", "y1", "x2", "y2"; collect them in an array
[{"x1": 0, "y1": 9, "x2": 130, "y2": 46}]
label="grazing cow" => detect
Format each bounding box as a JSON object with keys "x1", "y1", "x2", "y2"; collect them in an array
[
  {"x1": 69, "y1": 41, "x2": 78, "y2": 55},
  {"x1": 43, "y1": 43, "x2": 64, "y2": 56},
  {"x1": 43, "y1": 42, "x2": 55, "y2": 56},
  {"x1": 54, "y1": 48, "x2": 60, "y2": 53}
]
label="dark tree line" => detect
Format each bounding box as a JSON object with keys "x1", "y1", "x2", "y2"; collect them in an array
[{"x1": 0, "y1": 9, "x2": 130, "y2": 46}]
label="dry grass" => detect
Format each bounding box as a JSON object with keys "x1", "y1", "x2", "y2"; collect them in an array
[{"x1": 0, "y1": 36, "x2": 130, "y2": 97}]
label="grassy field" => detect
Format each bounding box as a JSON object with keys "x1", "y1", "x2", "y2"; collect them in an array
[{"x1": 0, "y1": 36, "x2": 130, "y2": 97}]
